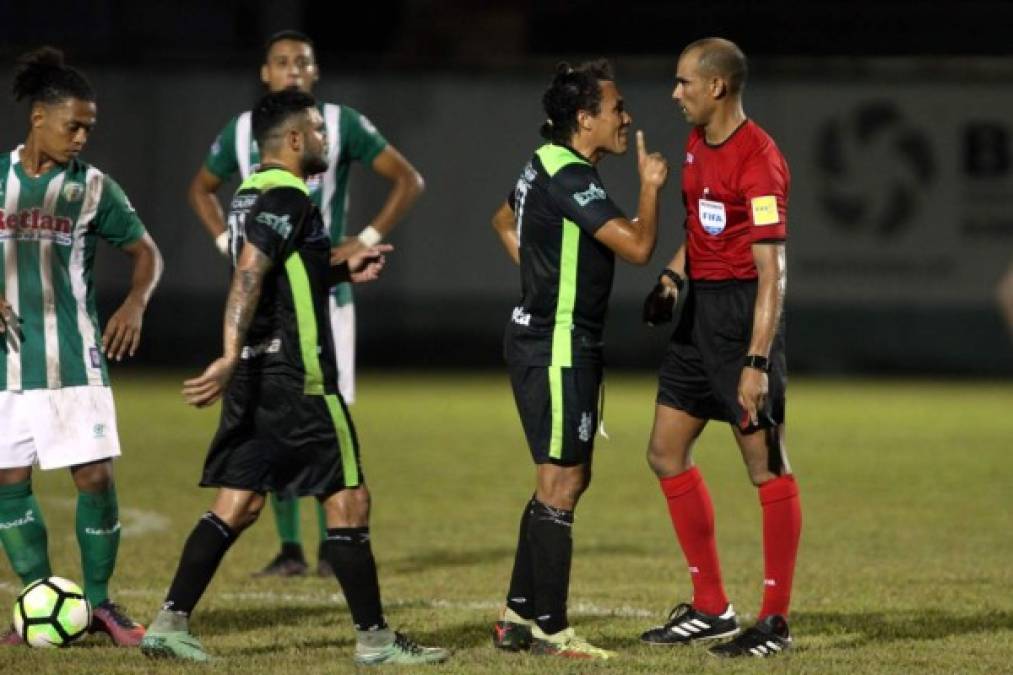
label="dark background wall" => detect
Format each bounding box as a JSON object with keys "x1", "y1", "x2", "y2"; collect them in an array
[{"x1": 0, "y1": 1, "x2": 1010, "y2": 375}]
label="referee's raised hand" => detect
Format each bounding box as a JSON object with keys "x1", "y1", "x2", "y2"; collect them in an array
[{"x1": 637, "y1": 130, "x2": 669, "y2": 189}]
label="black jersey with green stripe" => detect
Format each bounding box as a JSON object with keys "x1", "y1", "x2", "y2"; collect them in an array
[
  {"x1": 205, "y1": 103, "x2": 387, "y2": 308},
  {"x1": 504, "y1": 144, "x2": 625, "y2": 367},
  {"x1": 225, "y1": 167, "x2": 338, "y2": 395}
]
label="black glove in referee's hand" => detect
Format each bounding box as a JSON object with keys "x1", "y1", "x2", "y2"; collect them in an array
[{"x1": 643, "y1": 283, "x2": 675, "y2": 326}]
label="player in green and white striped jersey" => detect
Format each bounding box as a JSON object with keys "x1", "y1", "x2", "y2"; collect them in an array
[
  {"x1": 187, "y1": 30, "x2": 424, "y2": 578},
  {"x1": 0, "y1": 48, "x2": 162, "y2": 647}
]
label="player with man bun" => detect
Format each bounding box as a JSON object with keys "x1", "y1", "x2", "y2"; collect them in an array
[{"x1": 0, "y1": 46, "x2": 163, "y2": 647}]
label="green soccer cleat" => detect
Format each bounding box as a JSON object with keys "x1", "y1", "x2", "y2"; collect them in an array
[
  {"x1": 140, "y1": 609, "x2": 211, "y2": 662},
  {"x1": 530, "y1": 626, "x2": 616, "y2": 660},
  {"x1": 140, "y1": 630, "x2": 211, "y2": 662},
  {"x1": 353, "y1": 630, "x2": 450, "y2": 666}
]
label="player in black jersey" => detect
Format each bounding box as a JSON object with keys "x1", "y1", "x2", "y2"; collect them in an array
[
  {"x1": 490, "y1": 60, "x2": 669, "y2": 660},
  {"x1": 141, "y1": 90, "x2": 448, "y2": 666}
]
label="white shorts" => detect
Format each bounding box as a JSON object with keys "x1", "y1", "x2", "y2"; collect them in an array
[
  {"x1": 329, "y1": 299, "x2": 356, "y2": 404},
  {"x1": 0, "y1": 386, "x2": 121, "y2": 471}
]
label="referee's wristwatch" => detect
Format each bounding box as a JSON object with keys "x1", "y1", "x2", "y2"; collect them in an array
[{"x1": 744, "y1": 354, "x2": 770, "y2": 372}]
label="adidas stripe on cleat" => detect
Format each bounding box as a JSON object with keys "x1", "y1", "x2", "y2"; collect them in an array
[
  {"x1": 640, "y1": 602, "x2": 739, "y2": 645},
  {"x1": 709, "y1": 614, "x2": 792, "y2": 658}
]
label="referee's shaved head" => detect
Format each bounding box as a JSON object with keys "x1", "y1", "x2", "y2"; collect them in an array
[{"x1": 682, "y1": 38, "x2": 748, "y2": 95}]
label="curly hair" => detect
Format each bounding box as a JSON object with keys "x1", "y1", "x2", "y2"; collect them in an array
[{"x1": 540, "y1": 59, "x2": 614, "y2": 144}]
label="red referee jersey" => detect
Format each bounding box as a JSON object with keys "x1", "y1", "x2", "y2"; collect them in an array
[{"x1": 682, "y1": 119, "x2": 790, "y2": 280}]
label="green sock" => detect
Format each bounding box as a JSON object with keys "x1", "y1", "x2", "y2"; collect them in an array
[
  {"x1": 75, "y1": 487, "x2": 120, "y2": 607},
  {"x1": 270, "y1": 493, "x2": 301, "y2": 545},
  {"x1": 0, "y1": 480, "x2": 51, "y2": 586},
  {"x1": 316, "y1": 501, "x2": 327, "y2": 549}
]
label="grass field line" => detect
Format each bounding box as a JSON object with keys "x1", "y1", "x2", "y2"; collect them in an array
[
  {"x1": 45, "y1": 497, "x2": 171, "y2": 536},
  {"x1": 0, "y1": 581, "x2": 654, "y2": 618}
]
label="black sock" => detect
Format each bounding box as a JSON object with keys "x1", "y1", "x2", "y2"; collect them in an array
[
  {"x1": 280, "y1": 541, "x2": 305, "y2": 561},
  {"x1": 321, "y1": 527, "x2": 387, "y2": 631},
  {"x1": 163, "y1": 512, "x2": 236, "y2": 615},
  {"x1": 527, "y1": 499, "x2": 574, "y2": 635},
  {"x1": 505, "y1": 496, "x2": 536, "y2": 619}
]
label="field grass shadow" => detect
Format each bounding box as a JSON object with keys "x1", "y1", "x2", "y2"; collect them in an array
[
  {"x1": 385, "y1": 543, "x2": 652, "y2": 574},
  {"x1": 194, "y1": 605, "x2": 350, "y2": 638},
  {"x1": 796, "y1": 609, "x2": 1013, "y2": 647}
]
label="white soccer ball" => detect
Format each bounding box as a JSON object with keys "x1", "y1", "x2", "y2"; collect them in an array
[{"x1": 12, "y1": 576, "x2": 92, "y2": 647}]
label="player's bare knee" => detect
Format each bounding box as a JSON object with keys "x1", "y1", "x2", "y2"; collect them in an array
[
  {"x1": 745, "y1": 461, "x2": 776, "y2": 487},
  {"x1": 645, "y1": 446, "x2": 670, "y2": 476},
  {"x1": 0, "y1": 466, "x2": 32, "y2": 485},
  {"x1": 321, "y1": 486, "x2": 370, "y2": 527},
  {"x1": 646, "y1": 440, "x2": 691, "y2": 477},
  {"x1": 70, "y1": 460, "x2": 113, "y2": 493},
  {"x1": 540, "y1": 474, "x2": 586, "y2": 510},
  {"x1": 242, "y1": 494, "x2": 266, "y2": 525},
  {"x1": 345, "y1": 486, "x2": 371, "y2": 520}
]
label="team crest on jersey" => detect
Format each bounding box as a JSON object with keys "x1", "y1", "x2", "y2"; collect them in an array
[
  {"x1": 62, "y1": 181, "x2": 85, "y2": 202},
  {"x1": 685, "y1": 152, "x2": 695, "y2": 165}
]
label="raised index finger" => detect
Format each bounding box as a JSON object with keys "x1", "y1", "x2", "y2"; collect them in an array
[{"x1": 636, "y1": 129, "x2": 647, "y2": 160}]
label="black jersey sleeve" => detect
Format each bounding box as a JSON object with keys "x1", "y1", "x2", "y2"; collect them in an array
[
  {"x1": 244, "y1": 187, "x2": 310, "y2": 263},
  {"x1": 547, "y1": 163, "x2": 625, "y2": 235}
]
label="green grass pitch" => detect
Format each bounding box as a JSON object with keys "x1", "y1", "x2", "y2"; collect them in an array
[{"x1": 1, "y1": 372, "x2": 1010, "y2": 673}]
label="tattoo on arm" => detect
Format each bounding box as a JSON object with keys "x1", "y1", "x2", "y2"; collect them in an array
[{"x1": 223, "y1": 246, "x2": 272, "y2": 357}]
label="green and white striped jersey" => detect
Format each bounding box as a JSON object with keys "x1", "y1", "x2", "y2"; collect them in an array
[
  {"x1": 204, "y1": 102, "x2": 388, "y2": 307},
  {"x1": 0, "y1": 147, "x2": 146, "y2": 392}
]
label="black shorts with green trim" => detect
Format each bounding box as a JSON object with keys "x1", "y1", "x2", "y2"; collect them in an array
[
  {"x1": 200, "y1": 374, "x2": 363, "y2": 497},
  {"x1": 656, "y1": 279, "x2": 786, "y2": 432},
  {"x1": 509, "y1": 364, "x2": 602, "y2": 466}
]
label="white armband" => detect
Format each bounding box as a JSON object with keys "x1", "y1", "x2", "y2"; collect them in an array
[
  {"x1": 357, "y1": 226, "x2": 382, "y2": 248},
  {"x1": 215, "y1": 231, "x2": 230, "y2": 257}
]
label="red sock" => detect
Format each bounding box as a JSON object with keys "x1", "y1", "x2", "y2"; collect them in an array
[
  {"x1": 758, "y1": 474, "x2": 802, "y2": 619},
  {"x1": 659, "y1": 467, "x2": 728, "y2": 615}
]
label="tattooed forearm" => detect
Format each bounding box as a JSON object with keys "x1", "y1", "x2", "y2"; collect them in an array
[{"x1": 222, "y1": 246, "x2": 272, "y2": 359}]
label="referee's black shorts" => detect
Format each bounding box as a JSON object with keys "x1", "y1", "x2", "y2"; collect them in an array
[
  {"x1": 200, "y1": 373, "x2": 363, "y2": 497},
  {"x1": 657, "y1": 279, "x2": 786, "y2": 432},
  {"x1": 509, "y1": 364, "x2": 602, "y2": 466}
]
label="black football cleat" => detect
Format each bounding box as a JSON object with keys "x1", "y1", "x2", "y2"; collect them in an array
[
  {"x1": 709, "y1": 614, "x2": 792, "y2": 658},
  {"x1": 641, "y1": 602, "x2": 739, "y2": 645}
]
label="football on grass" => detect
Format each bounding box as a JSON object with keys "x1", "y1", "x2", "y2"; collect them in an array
[{"x1": 12, "y1": 576, "x2": 91, "y2": 647}]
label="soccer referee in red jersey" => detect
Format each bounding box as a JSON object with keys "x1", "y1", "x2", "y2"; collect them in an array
[{"x1": 639, "y1": 38, "x2": 801, "y2": 658}]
